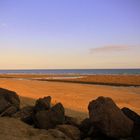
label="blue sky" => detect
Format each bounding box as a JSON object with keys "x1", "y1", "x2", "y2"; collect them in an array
[{"x1": 0, "y1": 0, "x2": 140, "y2": 69}]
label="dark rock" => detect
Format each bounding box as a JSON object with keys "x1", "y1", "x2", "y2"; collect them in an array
[
  {"x1": 51, "y1": 103, "x2": 65, "y2": 124},
  {"x1": 93, "y1": 136, "x2": 115, "y2": 140},
  {"x1": 57, "y1": 124, "x2": 81, "y2": 140},
  {"x1": 88, "y1": 126, "x2": 99, "y2": 137},
  {"x1": 0, "y1": 88, "x2": 20, "y2": 115},
  {"x1": 119, "y1": 137, "x2": 134, "y2": 140},
  {"x1": 34, "y1": 96, "x2": 51, "y2": 113},
  {"x1": 3, "y1": 90, "x2": 20, "y2": 109},
  {"x1": 80, "y1": 118, "x2": 92, "y2": 135},
  {"x1": 93, "y1": 136, "x2": 118, "y2": 140},
  {"x1": 34, "y1": 110, "x2": 50, "y2": 129},
  {"x1": 12, "y1": 106, "x2": 34, "y2": 125},
  {"x1": 80, "y1": 118, "x2": 100, "y2": 139},
  {"x1": 0, "y1": 97, "x2": 11, "y2": 113},
  {"x1": 83, "y1": 138, "x2": 92, "y2": 140},
  {"x1": 88, "y1": 96, "x2": 133, "y2": 138},
  {"x1": 121, "y1": 107, "x2": 140, "y2": 140},
  {"x1": 121, "y1": 107, "x2": 140, "y2": 124},
  {"x1": 65, "y1": 116, "x2": 80, "y2": 127},
  {"x1": 0, "y1": 106, "x2": 17, "y2": 117},
  {"x1": 132, "y1": 123, "x2": 140, "y2": 140},
  {"x1": 34, "y1": 103, "x2": 65, "y2": 129}
]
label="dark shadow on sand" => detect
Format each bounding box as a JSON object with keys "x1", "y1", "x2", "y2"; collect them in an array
[{"x1": 37, "y1": 79, "x2": 140, "y2": 87}]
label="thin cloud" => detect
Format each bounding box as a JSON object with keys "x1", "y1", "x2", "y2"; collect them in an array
[{"x1": 90, "y1": 45, "x2": 133, "y2": 53}]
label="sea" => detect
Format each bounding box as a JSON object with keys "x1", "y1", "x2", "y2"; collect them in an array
[{"x1": 0, "y1": 69, "x2": 140, "y2": 75}]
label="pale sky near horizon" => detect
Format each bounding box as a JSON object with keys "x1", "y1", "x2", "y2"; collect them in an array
[{"x1": 0, "y1": 0, "x2": 140, "y2": 69}]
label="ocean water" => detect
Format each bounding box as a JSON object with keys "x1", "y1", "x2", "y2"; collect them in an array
[{"x1": 0, "y1": 69, "x2": 140, "y2": 75}]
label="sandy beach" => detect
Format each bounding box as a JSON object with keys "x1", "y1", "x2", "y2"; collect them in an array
[
  {"x1": 0, "y1": 76, "x2": 140, "y2": 119},
  {"x1": 1, "y1": 1, "x2": 140, "y2": 139},
  {"x1": 0, "y1": 74, "x2": 140, "y2": 86}
]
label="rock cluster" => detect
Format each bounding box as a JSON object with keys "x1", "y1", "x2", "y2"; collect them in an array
[
  {"x1": 0, "y1": 88, "x2": 140, "y2": 140},
  {"x1": 34, "y1": 103, "x2": 65, "y2": 129}
]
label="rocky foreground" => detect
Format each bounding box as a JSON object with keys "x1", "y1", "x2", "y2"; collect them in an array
[{"x1": 0, "y1": 88, "x2": 140, "y2": 140}]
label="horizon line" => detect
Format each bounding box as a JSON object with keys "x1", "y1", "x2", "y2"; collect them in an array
[{"x1": 0, "y1": 68, "x2": 140, "y2": 70}]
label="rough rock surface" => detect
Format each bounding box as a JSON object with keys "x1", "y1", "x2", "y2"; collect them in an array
[
  {"x1": 0, "y1": 106, "x2": 17, "y2": 117},
  {"x1": 0, "y1": 88, "x2": 20, "y2": 115},
  {"x1": 80, "y1": 118, "x2": 92, "y2": 135},
  {"x1": 0, "y1": 117, "x2": 72, "y2": 140},
  {"x1": 12, "y1": 106, "x2": 34, "y2": 124},
  {"x1": 57, "y1": 124, "x2": 81, "y2": 140},
  {"x1": 34, "y1": 96, "x2": 51, "y2": 113},
  {"x1": 121, "y1": 107, "x2": 140, "y2": 124},
  {"x1": 65, "y1": 115, "x2": 80, "y2": 127},
  {"x1": 35, "y1": 103, "x2": 65, "y2": 129},
  {"x1": 1, "y1": 88, "x2": 139, "y2": 140},
  {"x1": 0, "y1": 97, "x2": 10, "y2": 113},
  {"x1": 121, "y1": 108, "x2": 140, "y2": 140},
  {"x1": 88, "y1": 96, "x2": 133, "y2": 138},
  {"x1": 79, "y1": 118, "x2": 99, "y2": 138}
]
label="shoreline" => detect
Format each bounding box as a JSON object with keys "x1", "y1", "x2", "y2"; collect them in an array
[
  {"x1": 0, "y1": 74, "x2": 140, "y2": 87},
  {"x1": 36, "y1": 79, "x2": 140, "y2": 87}
]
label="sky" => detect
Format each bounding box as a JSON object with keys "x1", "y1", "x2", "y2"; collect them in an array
[{"x1": 0, "y1": 0, "x2": 140, "y2": 69}]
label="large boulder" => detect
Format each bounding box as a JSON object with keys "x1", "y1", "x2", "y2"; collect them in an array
[
  {"x1": 0, "y1": 88, "x2": 20, "y2": 116},
  {"x1": 34, "y1": 96, "x2": 51, "y2": 113},
  {"x1": 0, "y1": 117, "x2": 72, "y2": 140},
  {"x1": 34, "y1": 103, "x2": 65, "y2": 129},
  {"x1": 88, "y1": 96, "x2": 133, "y2": 138},
  {"x1": 57, "y1": 124, "x2": 81, "y2": 140}
]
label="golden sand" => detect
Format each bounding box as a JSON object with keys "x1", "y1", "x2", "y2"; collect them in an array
[{"x1": 0, "y1": 78, "x2": 140, "y2": 119}]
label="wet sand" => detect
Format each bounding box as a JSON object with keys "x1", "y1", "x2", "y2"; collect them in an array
[
  {"x1": 0, "y1": 74, "x2": 140, "y2": 86},
  {"x1": 0, "y1": 78, "x2": 140, "y2": 119}
]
